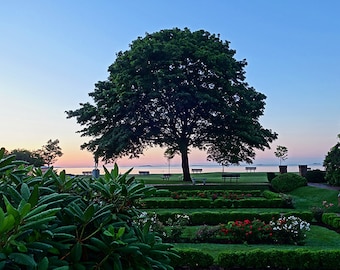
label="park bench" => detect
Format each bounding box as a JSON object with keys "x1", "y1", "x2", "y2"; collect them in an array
[
  {"x1": 82, "y1": 171, "x2": 92, "y2": 175},
  {"x1": 191, "y1": 168, "x2": 203, "y2": 173},
  {"x1": 192, "y1": 177, "x2": 206, "y2": 185},
  {"x1": 139, "y1": 171, "x2": 150, "y2": 175},
  {"x1": 162, "y1": 174, "x2": 171, "y2": 180},
  {"x1": 245, "y1": 166, "x2": 256, "y2": 172},
  {"x1": 222, "y1": 173, "x2": 240, "y2": 183}
]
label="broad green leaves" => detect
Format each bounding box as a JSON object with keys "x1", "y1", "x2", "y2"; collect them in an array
[{"x1": 0, "y1": 156, "x2": 175, "y2": 269}]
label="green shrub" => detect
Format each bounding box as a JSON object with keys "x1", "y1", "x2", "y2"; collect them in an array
[
  {"x1": 322, "y1": 213, "x2": 340, "y2": 229},
  {"x1": 218, "y1": 249, "x2": 340, "y2": 270},
  {"x1": 271, "y1": 173, "x2": 307, "y2": 192},
  {"x1": 154, "y1": 189, "x2": 171, "y2": 197},
  {"x1": 262, "y1": 190, "x2": 280, "y2": 199},
  {"x1": 233, "y1": 198, "x2": 284, "y2": 208},
  {"x1": 0, "y1": 150, "x2": 176, "y2": 270},
  {"x1": 211, "y1": 198, "x2": 233, "y2": 208},
  {"x1": 305, "y1": 169, "x2": 326, "y2": 183},
  {"x1": 171, "y1": 249, "x2": 214, "y2": 268},
  {"x1": 267, "y1": 172, "x2": 277, "y2": 182}
]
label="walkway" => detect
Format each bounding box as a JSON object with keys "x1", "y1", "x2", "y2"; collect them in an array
[{"x1": 308, "y1": 183, "x2": 340, "y2": 191}]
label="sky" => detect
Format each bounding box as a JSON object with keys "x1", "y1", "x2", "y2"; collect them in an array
[{"x1": 1, "y1": 0, "x2": 340, "y2": 169}]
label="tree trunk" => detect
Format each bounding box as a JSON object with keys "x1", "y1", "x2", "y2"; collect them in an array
[{"x1": 180, "y1": 148, "x2": 191, "y2": 182}]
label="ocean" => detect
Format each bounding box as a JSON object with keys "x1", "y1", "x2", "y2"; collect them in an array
[{"x1": 55, "y1": 163, "x2": 324, "y2": 175}]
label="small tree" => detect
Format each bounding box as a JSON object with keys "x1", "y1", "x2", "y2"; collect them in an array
[
  {"x1": 323, "y1": 134, "x2": 340, "y2": 186},
  {"x1": 39, "y1": 139, "x2": 63, "y2": 167},
  {"x1": 274, "y1": 145, "x2": 288, "y2": 165}
]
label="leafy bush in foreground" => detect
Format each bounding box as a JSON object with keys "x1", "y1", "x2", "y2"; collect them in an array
[
  {"x1": 271, "y1": 173, "x2": 307, "y2": 192},
  {"x1": 0, "y1": 148, "x2": 177, "y2": 269}
]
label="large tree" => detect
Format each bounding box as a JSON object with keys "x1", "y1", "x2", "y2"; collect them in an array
[{"x1": 67, "y1": 28, "x2": 277, "y2": 181}]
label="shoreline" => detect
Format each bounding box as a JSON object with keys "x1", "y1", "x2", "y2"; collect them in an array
[{"x1": 55, "y1": 164, "x2": 324, "y2": 176}]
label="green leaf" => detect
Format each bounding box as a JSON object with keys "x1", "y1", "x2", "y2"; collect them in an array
[
  {"x1": 24, "y1": 204, "x2": 47, "y2": 219},
  {"x1": 24, "y1": 208, "x2": 60, "y2": 222},
  {"x1": 28, "y1": 184, "x2": 39, "y2": 207},
  {"x1": 0, "y1": 214, "x2": 15, "y2": 233},
  {"x1": 3, "y1": 196, "x2": 19, "y2": 220},
  {"x1": 0, "y1": 154, "x2": 16, "y2": 168},
  {"x1": 18, "y1": 200, "x2": 31, "y2": 217},
  {"x1": 52, "y1": 225, "x2": 77, "y2": 233},
  {"x1": 0, "y1": 164, "x2": 16, "y2": 173},
  {"x1": 0, "y1": 208, "x2": 4, "y2": 226},
  {"x1": 89, "y1": 237, "x2": 110, "y2": 252},
  {"x1": 28, "y1": 242, "x2": 53, "y2": 251},
  {"x1": 37, "y1": 193, "x2": 70, "y2": 207},
  {"x1": 20, "y1": 183, "x2": 31, "y2": 201},
  {"x1": 116, "y1": 227, "x2": 126, "y2": 239},
  {"x1": 112, "y1": 163, "x2": 119, "y2": 178},
  {"x1": 37, "y1": 257, "x2": 49, "y2": 270},
  {"x1": 21, "y1": 216, "x2": 57, "y2": 230},
  {"x1": 16, "y1": 242, "x2": 28, "y2": 252},
  {"x1": 8, "y1": 253, "x2": 37, "y2": 267},
  {"x1": 70, "y1": 242, "x2": 82, "y2": 262},
  {"x1": 83, "y1": 204, "x2": 94, "y2": 223}
]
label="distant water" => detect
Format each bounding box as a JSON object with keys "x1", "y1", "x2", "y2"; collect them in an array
[{"x1": 56, "y1": 164, "x2": 324, "y2": 175}]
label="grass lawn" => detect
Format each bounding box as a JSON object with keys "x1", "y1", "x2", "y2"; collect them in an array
[
  {"x1": 288, "y1": 186, "x2": 339, "y2": 211},
  {"x1": 133, "y1": 171, "x2": 269, "y2": 184}
]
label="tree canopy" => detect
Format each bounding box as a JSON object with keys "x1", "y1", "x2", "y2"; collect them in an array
[
  {"x1": 66, "y1": 28, "x2": 277, "y2": 181},
  {"x1": 38, "y1": 139, "x2": 63, "y2": 167},
  {"x1": 9, "y1": 148, "x2": 44, "y2": 167},
  {"x1": 323, "y1": 135, "x2": 340, "y2": 186}
]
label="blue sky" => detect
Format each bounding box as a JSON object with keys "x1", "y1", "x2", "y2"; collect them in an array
[{"x1": 1, "y1": 1, "x2": 339, "y2": 168}]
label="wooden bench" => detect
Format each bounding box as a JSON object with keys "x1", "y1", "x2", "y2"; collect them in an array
[
  {"x1": 222, "y1": 173, "x2": 240, "y2": 182},
  {"x1": 192, "y1": 177, "x2": 206, "y2": 185},
  {"x1": 82, "y1": 171, "x2": 92, "y2": 175},
  {"x1": 245, "y1": 166, "x2": 256, "y2": 172},
  {"x1": 191, "y1": 168, "x2": 203, "y2": 173},
  {"x1": 162, "y1": 174, "x2": 171, "y2": 180},
  {"x1": 139, "y1": 171, "x2": 150, "y2": 175}
]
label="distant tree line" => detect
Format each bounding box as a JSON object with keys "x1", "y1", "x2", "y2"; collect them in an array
[{"x1": 2, "y1": 139, "x2": 63, "y2": 167}]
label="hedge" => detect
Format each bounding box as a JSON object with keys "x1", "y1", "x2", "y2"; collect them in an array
[
  {"x1": 170, "y1": 248, "x2": 340, "y2": 269},
  {"x1": 171, "y1": 249, "x2": 214, "y2": 268},
  {"x1": 141, "y1": 197, "x2": 288, "y2": 209},
  {"x1": 217, "y1": 249, "x2": 340, "y2": 269},
  {"x1": 322, "y1": 213, "x2": 340, "y2": 229}
]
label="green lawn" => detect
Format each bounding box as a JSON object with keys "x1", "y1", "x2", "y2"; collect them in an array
[
  {"x1": 134, "y1": 171, "x2": 269, "y2": 184},
  {"x1": 288, "y1": 186, "x2": 339, "y2": 211}
]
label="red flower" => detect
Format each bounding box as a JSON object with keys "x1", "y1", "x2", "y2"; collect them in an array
[{"x1": 244, "y1": 219, "x2": 251, "y2": 225}]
